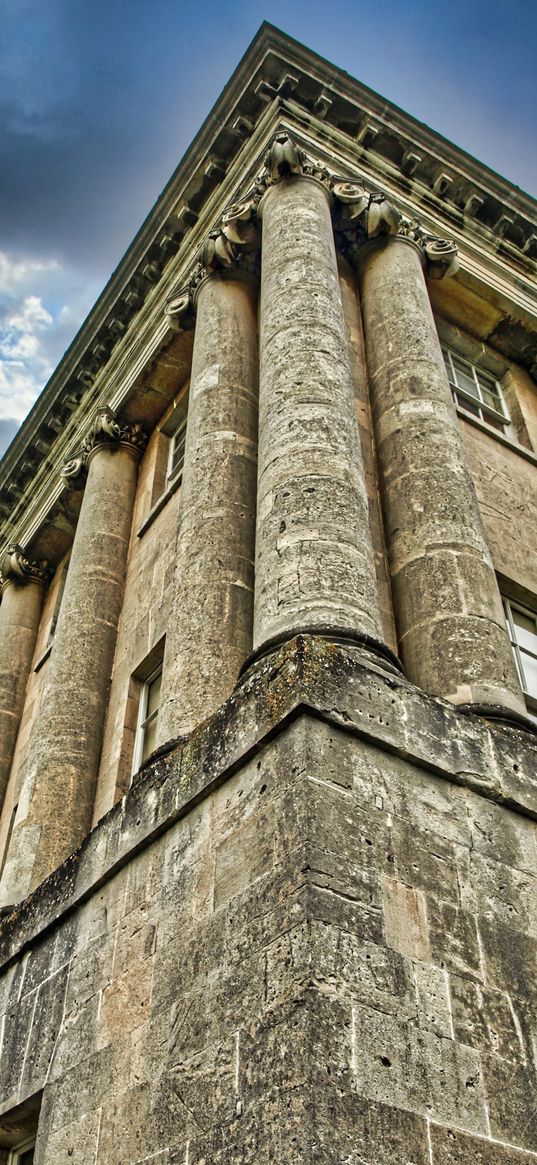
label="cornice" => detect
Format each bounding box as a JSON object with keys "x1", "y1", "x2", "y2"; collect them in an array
[{"x1": 1, "y1": 24, "x2": 536, "y2": 547}]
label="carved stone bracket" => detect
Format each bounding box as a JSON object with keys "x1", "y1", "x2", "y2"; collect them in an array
[
  {"x1": 0, "y1": 544, "x2": 53, "y2": 593},
  {"x1": 60, "y1": 407, "x2": 148, "y2": 492}
]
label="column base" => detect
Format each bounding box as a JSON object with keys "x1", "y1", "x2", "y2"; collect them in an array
[
  {"x1": 457, "y1": 702, "x2": 537, "y2": 736},
  {"x1": 240, "y1": 625, "x2": 403, "y2": 680}
]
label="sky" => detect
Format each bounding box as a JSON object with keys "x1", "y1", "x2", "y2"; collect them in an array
[{"x1": 1, "y1": 0, "x2": 536, "y2": 457}]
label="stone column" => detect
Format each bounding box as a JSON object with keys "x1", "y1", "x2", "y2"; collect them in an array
[
  {"x1": 253, "y1": 138, "x2": 386, "y2": 661},
  {"x1": 0, "y1": 410, "x2": 146, "y2": 903},
  {"x1": 358, "y1": 233, "x2": 525, "y2": 715},
  {"x1": 157, "y1": 240, "x2": 259, "y2": 742},
  {"x1": 0, "y1": 547, "x2": 51, "y2": 809}
]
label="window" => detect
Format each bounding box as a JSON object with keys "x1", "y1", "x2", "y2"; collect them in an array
[
  {"x1": 47, "y1": 558, "x2": 69, "y2": 646},
  {"x1": 8, "y1": 1142, "x2": 35, "y2": 1164},
  {"x1": 503, "y1": 596, "x2": 537, "y2": 719},
  {"x1": 442, "y1": 345, "x2": 511, "y2": 435},
  {"x1": 166, "y1": 414, "x2": 187, "y2": 490},
  {"x1": 0, "y1": 1092, "x2": 41, "y2": 1162},
  {"x1": 132, "y1": 664, "x2": 162, "y2": 772}
]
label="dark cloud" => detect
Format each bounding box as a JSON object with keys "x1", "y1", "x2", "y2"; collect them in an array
[
  {"x1": 1, "y1": 0, "x2": 535, "y2": 285},
  {"x1": 0, "y1": 0, "x2": 536, "y2": 440}
]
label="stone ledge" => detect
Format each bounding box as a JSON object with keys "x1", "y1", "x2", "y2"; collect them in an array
[{"x1": 0, "y1": 634, "x2": 535, "y2": 970}]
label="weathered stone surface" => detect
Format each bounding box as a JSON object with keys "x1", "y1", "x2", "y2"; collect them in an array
[
  {"x1": 430, "y1": 1123, "x2": 537, "y2": 1165},
  {"x1": 1, "y1": 439, "x2": 141, "y2": 903},
  {"x1": 0, "y1": 639, "x2": 535, "y2": 1161},
  {"x1": 0, "y1": 577, "x2": 46, "y2": 810},
  {"x1": 158, "y1": 270, "x2": 259, "y2": 741},
  {"x1": 358, "y1": 236, "x2": 525, "y2": 714},
  {"x1": 254, "y1": 176, "x2": 384, "y2": 652}
]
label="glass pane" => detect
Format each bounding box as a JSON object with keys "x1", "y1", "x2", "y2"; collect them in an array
[
  {"x1": 455, "y1": 393, "x2": 480, "y2": 417},
  {"x1": 480, "y1": 384, "x2": 503, "y2": 412},
  {"x1": 520, "y1": 652, "x2": 537, "y2": 700},
  {"x1": 146, "y1": 671, "x2": 162, "y2": 717},
  {"x1": 19, "y1": 1152, "x2": 35, "y2": 1165},
  {"x1": 168, "y1": 421, "x2": 187, "y2": 482},
  {"x1": 512, "y1": 609, "x2": 537, "y2": 655},
  {"x1": 141, "y1": 715, "x2": 158, "y2": 763},
  {"x1": 451, "y1": 356, "x2": 480, "y2": 399},
  {"x1": 485, "y1": 413, "x2": 505, "y2": 432},
  {"x1": 442, "y1": 351, "x2": 455, "y2": 381}
]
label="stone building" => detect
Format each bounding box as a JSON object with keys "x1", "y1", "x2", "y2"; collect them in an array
[{"x1": 0, "y1": 22, "x2": 536, "y2": 1165}]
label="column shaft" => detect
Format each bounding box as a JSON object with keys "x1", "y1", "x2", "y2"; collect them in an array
[
  {"x1": 0, "y1": 442, "x2": 140, "y2": 902},
  {"x1": 157, "y1": 271, "x2": 258, "y2": 742},
  {"x1": 337, "y1": 259, "x2": 398, "y2": 656},
  {"x1": 254, "y1": 176, "x2": 384, "y2": 653},
  {"x1": 359, "y1": 236, "x2": 524, "y2": 713},
  {"x1": 0, "y1": 579, "x2": 45, "y2": 808}
]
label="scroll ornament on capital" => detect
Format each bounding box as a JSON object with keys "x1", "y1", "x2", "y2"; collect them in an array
[
  {"x1": 164, "y1": 130, "x2": 458, "y2": 331},
  {"x1": 331, "y1": 178, "x2": 459, "y2": 278},
  {"x1": 60, "y1": 406, "x2": 148, "y2": 491},
  {"x1": 256, "y1": 132, "x2": 459, "y2": 278},
  {"x1": 164, "y1": 197, "x2": 261, "y2": 330},
  {"x1": 256, "y1": 132, "x2": 459, "y2": 280},
  {"x1": 0, "y1": 544, "x2": 53, "y2": 592}
]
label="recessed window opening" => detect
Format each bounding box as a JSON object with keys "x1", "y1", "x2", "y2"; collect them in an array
[
  {"x1": 166, "y1": 415, "x2": 187, "y2": 489},
  {"x1": 0, "y1": 1093, "x2": 41, "y2": 1164},
  {"x1": 503, "y1": 596, "x2": 537, "y2": 720},
  {"x1": 132, "y1": 663, "x2": 162, "y2": 772},
  {"x1": 8, "y1": 1138, "x2": 35, "y2": 1164},
  {"x1": 47, "y1": 557, "x2": 70, "y2": 647},
  {"x1": 442, "y1": 345, "x2": 511, "y2": 434}
]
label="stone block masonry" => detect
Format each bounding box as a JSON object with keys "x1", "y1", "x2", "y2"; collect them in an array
[{"x1": 0, "y1": 638, "x2": 536, "y2": 1163}]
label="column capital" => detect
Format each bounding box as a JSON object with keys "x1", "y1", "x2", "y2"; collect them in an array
[
  {"x1": 60, "y1": 406, "x2": 148, "y2": 491},
  {"x1": 255, "y1": 132, "x2": 458, "y2": 279},
  {"x1": 331, "y1": 179, "x2": 459, "y2": 280},
  {"x1": 0, "y1": 544, "x2": 53, "y2": 593},
  {"x1": 254, "y1": 130, "x2": 460, "y2": 281},
  {"x1": 165, "y1": 199, "x2": 261, "y2": 328}
]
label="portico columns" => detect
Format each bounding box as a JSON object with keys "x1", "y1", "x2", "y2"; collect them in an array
[
  {"x1": 0, "y1": 411, "x2": 146, "y2": 903},
  {"x1": 358, "y1": 234, "x2": 525, "y2": 714},
  {"x1": 253, "y1": 157, "x2": 387, "y2": 660},
  {"x1": 0, "y1": 548, "x2": 51, "y2": 808},
  {"x1": 157, "y1": 258, "x2": 259, "y2": 743}
]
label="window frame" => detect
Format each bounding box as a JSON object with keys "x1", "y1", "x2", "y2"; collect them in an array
[
  {"x1": 165, "y1": 414, "x2": 187, "y2": 490},
  {"x1": 442, "y1": 344, "x2": 512, "y2": 435},
  {"x1": 502, "y1": 595, "x2": 537, "y2": 717},
  {"x1": 8, "y1": 1138, "x2": 36, "y2": 1164},
  {"x1": 132, "y1": 662, "x2": 163, "y2": 774}
]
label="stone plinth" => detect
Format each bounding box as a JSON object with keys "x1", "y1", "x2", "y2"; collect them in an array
[{"x1": 0, "y1": 637, "x2": 535, "y2": 1163}]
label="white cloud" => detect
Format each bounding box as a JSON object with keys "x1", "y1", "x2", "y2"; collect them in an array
[
  {"x1": 5, "y1": 295, "x2": 53, "y2": 333},
  {"x1": 0, "y1": 359, "x2": 52, "y2": 422},
  {"x1": 0, "y1": 249, "x2": 100, "y2": 430},
  {"x1": 0, "y1": 251, "x2": 60, "y2": 297}
]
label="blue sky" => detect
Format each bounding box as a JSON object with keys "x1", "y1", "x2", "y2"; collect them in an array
[{"x1": 1, "y1": 0, "x2": 536, "y2": 455}]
